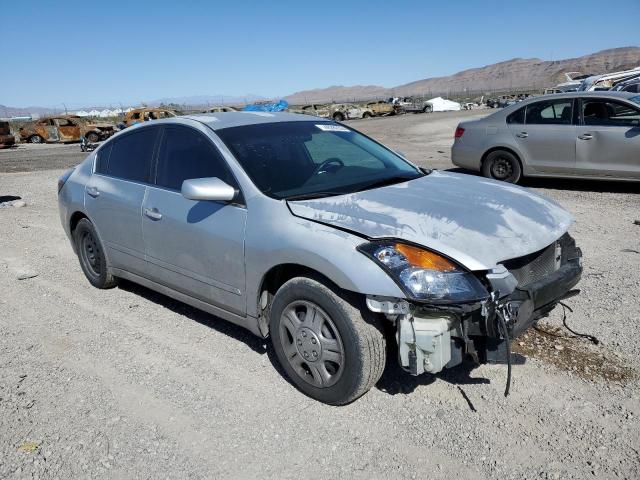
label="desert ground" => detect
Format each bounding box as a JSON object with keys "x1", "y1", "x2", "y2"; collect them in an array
[{"x1": 1, "y1": 111, "x2": 639, "y2": 479}]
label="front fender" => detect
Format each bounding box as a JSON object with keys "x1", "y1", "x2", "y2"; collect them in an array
[{"x1": 244, "y1": 200, "x2": 405, "y2": 318}]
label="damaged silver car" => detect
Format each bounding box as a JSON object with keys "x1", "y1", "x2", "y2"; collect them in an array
[{"x1": 58, "y1": 112, "x2": 582, "y2": 405}]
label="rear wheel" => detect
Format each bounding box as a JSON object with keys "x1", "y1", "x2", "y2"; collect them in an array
[
  {"x1": 482, "y1": 150, "x2": 522, "y2": 183},
  {"x1": 85, "y1": 132, "x2": 100, "y2": 143},
  {"x1": 270, "y1": 277, "x2": 386, "y2": 405},
  {"x1": 73, "y1": 218, "x2": 118, "y2": 289}
]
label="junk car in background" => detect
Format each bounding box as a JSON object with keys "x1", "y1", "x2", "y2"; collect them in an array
[
  {"x1": 0, "y1": 121, "x2": 16, "y2": 148},
  {"x1": 19, "y1": 116, "x2": 116, "y2": 144},
  {"x1": 120, "y1": 108, "x2": 176, "y2": 129}
]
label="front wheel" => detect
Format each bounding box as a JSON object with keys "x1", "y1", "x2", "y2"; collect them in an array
[
  {"x1": 29, "y1": 135, "x2": 43, "y2": 144},
  {"x1": 482, "y1": 150, "x2": 522, "y2": 183},
  {"x1": 270, "y1": 277, "x2": 386, "y2": 405}
]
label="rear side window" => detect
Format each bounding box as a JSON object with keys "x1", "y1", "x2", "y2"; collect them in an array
[
  {"x1": 582, "y1": 99, "x2": 640, "y2": 127},
  {"x1": 95, "y1": 142, "x2": 112, "y2": 174},
  {"x1": 526, "y1": 99, "x2": 573, "y2": 125},
  {"x1": 507, "y1": 107, "x2": 525, "y2": 124},
  {"x1": 106, "y1": 128, "x2": 158, "y2": 182},
  {"x1": 155, "y1": 126, "x2": 234, "y2": 191}
]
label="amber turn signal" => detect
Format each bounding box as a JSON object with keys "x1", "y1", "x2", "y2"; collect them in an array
[{"x1": 395, "y1": 244, "x2": 458, "y2": 272}]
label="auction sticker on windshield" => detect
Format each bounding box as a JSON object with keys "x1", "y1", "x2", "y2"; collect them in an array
[{"x1": 316, "y1": 124, "x2": 349, "y2": 132}]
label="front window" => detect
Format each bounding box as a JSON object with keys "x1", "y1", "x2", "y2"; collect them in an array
[
  {"x1": 582, "y1": 99, "x2": 640, "y2": 127},
  {"x1": 216, "y1": 121, "x2": 423, "y2": 200}
]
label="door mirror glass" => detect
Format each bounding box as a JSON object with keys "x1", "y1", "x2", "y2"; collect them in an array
[{"x1": 181, "y1": 177, "x2": 236, "y2": 202}]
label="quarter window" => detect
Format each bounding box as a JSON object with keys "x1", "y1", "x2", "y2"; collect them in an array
[
  {"x1": 507, "y1": 107, "x2": 525, "y2": 124},
  {"x1": 582, "y1": 99, "x2": 640, "y2": 127},
  {"x1": 526, "y1": 99, "x2": 573, "y2": 125},
  {"x1": 155, "y1": 126, "x2": 234, "y2": 191},
  {"x1": 105, "y1": 128, "x2": 157, "y2": 182}
]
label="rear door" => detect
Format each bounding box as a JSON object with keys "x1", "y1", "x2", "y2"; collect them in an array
[
  {"x1": 142, "y1": 125, "x2": 247, "y2": 315},
  {"x1": 85, "y1": 126, "x2": 159, "y2": 276},
  {"x1": 575, "y1": 97, "x2": 640, "y2": 178},
  {"x1": 507, "y1": 98, "x2": 577, "y2": 174}
]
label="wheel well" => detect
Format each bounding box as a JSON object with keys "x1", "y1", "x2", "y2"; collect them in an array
[
  {"x1": 481, "y1": 146, "x2": 522, "y2": 170},
  {"x1": 258, "y1": 264, "x2": 338, "y2": 313},
  {"x1": 69, "y1": 211, "x2": 88, "y2": 233}
]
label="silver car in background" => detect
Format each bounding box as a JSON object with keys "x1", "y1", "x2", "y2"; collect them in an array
[
  {"x1": 452, "y1": 92, "x2": 640, "y2": 183},
  {"x1": 58, "y1": 112, "x2": 582, "y2": 404}
]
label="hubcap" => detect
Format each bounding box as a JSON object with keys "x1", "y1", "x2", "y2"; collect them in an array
[
  {"x1": 279, "y1": 300, "x2": 345, "y2": 388},
  {"x1": 491, "y1": 157, "x2": 513, "y2": 180}
]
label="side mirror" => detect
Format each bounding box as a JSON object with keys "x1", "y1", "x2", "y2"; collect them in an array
[{"x1": 181, "y1": 177, "x2": 236, "y2": 202}]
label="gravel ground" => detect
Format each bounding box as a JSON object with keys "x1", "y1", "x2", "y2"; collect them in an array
[{"x1": 1, "y1": 111, "x2": 639, "y2": 479}]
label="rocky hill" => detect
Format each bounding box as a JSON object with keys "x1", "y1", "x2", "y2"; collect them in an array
[{"x1": 284, "y1": 47, "x2": 640, "y2": 104}]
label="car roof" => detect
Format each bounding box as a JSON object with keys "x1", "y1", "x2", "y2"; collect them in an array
[
  {"x1": 182, "y1": 111, "x2": 326, "y2": 130},
  {"x1": 519, "y1": 91, "x2": 638, "y2": 103}
]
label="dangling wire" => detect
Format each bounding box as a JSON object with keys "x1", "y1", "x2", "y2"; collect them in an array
[
  {"x1": 558, "y1": 302, "x2": 600, "y2": 345},
  {"x1": 496, "y1": 308, "x2": 512, "y2": 397}
]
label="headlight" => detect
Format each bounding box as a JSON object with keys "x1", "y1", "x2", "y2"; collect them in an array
[{"x1": 358, "y1": 242, "x2": 488, "y2": 303}]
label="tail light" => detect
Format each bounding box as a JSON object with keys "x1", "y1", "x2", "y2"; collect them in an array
[
  {"x1": 454, "y1": 127, "x2": 465, "y2": 139},
  {"x1": 58, "y1": 168, "x2": 75, "y2": 193}
]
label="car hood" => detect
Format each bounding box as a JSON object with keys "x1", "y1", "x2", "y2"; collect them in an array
[{"x1": 287, "y1": 171, "x2": 573, "y2": 271}]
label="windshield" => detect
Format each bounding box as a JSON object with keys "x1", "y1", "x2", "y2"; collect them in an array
[
  {"x1": 630, "y1": 95, "x2": 640, "y2": 106},
  {"x1": 216, "y1": 121, "x2": 423, "y2": 200}
]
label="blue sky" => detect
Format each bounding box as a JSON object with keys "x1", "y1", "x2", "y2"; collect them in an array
[{"x1": 2, "y1": 0, "x2": 639, "y2": 107}]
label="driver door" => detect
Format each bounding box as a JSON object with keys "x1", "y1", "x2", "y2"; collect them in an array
[{"x1": 574, "y1": 97, "x2": 640, "y2": 178}]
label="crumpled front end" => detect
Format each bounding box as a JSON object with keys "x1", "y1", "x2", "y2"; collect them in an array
[{"x1": 367, "y1": 232, "x2": 582, "y2": 379}]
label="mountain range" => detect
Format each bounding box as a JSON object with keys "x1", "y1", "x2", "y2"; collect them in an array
[
  {"x1": 283, "y1": 47, "x2": 640, "y2": 104},
  {"x1": 2, "y1": 47, "x2": 639, "y2": 116}
]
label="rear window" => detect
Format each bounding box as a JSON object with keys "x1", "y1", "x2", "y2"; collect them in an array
[
  {"x1": 526, "y1": 99, "x2": 573, "y2": 125},
  {"x1": 104, "y1": 128, "x2": 158, "y2": 182}
]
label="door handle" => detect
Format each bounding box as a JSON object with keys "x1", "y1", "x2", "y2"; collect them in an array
[
  {"x1": 515, "y1": 132, "x2": 528, "y2": 138},
  {"x1": 87, "y1": 186, "x2": 100, "y2": 198},
  {"x1": 578, "y1": 133, "x2": 593, "y2": 140},
  {"x1": 144, "y1": 207, "x2": 163, "y2": 221}
]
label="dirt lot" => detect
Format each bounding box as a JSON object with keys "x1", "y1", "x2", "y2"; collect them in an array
[{"x1": 1, "y1": 111, "x2": 639, "y2": 479}]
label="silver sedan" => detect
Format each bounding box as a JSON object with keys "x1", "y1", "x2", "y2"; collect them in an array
[
  {"x1": 58, "y1": 112, "x2": 582, "y2": 404},
  {"x1": 452, "y1": 91, "x2": 640, "y2": 183}
]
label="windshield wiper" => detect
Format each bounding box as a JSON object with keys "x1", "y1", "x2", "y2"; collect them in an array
[
  {"x1": 285, "y1": 191, "x2": 345, "y2": 201},
  {"x1": 355, "y1": 174, "x2": 421, "y2": 192}
]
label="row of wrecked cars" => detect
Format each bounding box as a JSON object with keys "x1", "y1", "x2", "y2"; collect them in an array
[
  {"x1": 10, "y1": 108, "x2": 177, "y2": 145},
  {"x1": 1, "y1": 96, "x2": 458, "y2": 148}
]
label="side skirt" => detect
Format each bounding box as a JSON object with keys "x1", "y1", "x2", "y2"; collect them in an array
[{"x1": 112, "y1": 268, "x2": 265, "y2": 338}]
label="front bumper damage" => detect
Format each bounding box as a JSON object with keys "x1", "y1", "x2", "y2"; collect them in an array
[{"x1": 368, "y1": 233, "x2": 583, "y2": 379}]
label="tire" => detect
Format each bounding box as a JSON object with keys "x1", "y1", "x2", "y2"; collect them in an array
[
  {"x1": 270, "y1": 277, "x2": 386, "y2": 405},
  {"x1": 482, "y1": 150, "x2": 522, "y2": 183},
  {"x1": 86, "y1": 132, "x2": 100, "y2": 143},
  {"x1": 362, "y1": 111, "x2": 372, "y2": 119},
  {"x1": 73, "y1": 218, "x2": 118, "y2": 289},
  {"x1": 332, "y1": 112, "x2": 345, "y2": 122},
  {"x1": 29, "y1": 135, "x2": 43, "y2": 144},
  {"x1": 423, "y1": 105, "x2": 433, "y2": 113}
]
